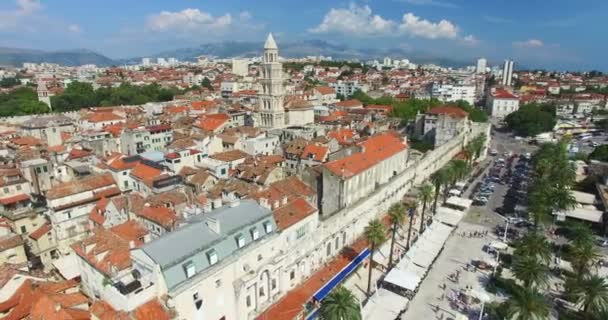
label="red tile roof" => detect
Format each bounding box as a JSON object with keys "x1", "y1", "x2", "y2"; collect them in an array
[
  {"x1": 110, "y1": 220, "x2": 149, "y2": 244},
  {"x1": 325, "y1": 132, "x2": 406, "y2": 178},
  {"x1": 492, "y1": 89, "x2": 519, "y2": 99},
  {"x1": 0, "y1": 193, "x2": 30, "y2": 205},
  {"x1": 133, "y1": 299, "x2": 170, "y2": 320},
  {"x1": 195, "y1": 113, "x2": 230, "y2": 132},
  {"x1": 29, "y1": 223, "x2": 52, "y2": 241},
  {"x1": 427, "y1": 106, "x2": 469, "y2": 118},
  {"x1": 300, "y1": 144, "x2": 329, "y2": 162},
  {"x1": 137, "y1": 206, "x2": 177, "y2": 229},
  {"x1": 83, "y1": 112, "x2": 125, "y2": 123},
  {"x1": 335, "y1": 99, "x2": 363, "y2": 108},
  {"x1": 72, "y1": 228, "x2": 133, "y2": 276},
  {"x1": 273, "y1": 198, "x2": 317, "y2": 230},
  {"x1": 314, "y1": 86, "x2": 335, "y2": 95},
  {"x1": 327, "y1": 127, "x2": 356, "y2": 145},
  {"x1": 46, "y1": 173, "x2": 116, "y2": 200},
  {"x1": 130, "y1": 163, "x2": 162, "y2": 181}
]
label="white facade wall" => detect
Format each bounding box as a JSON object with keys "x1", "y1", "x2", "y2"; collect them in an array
[{"x1": 488, "y1": 97, "x2": 520, "y2": 118}]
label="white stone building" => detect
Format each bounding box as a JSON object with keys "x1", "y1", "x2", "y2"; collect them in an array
[{"x1": 486, "y1": 88, "x2": 520, "y2": 118}]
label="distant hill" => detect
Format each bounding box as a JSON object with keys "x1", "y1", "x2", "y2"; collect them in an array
[
  {"x1": 0, "y1": 40, "x2": 472, "y2": 69},
  {"x1": 0, "y1": 48, "x2": 116, "y2": 67},
  {"x1": 121, "y1": 39, "x2": 472, "y2": 68}
]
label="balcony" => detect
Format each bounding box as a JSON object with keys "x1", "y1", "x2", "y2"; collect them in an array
[{"x1": 103, "y1": 273, "x2": 158, "y2": 312}]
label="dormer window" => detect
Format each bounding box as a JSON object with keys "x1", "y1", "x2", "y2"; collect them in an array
[
  {"x1": 251, "y1": 228, "x2": 259, "y2": 241},
  {"x1": 207, "y1": 249, "x2": 218, "y2": 265},
  {"x1": 264, "y1": 222, "x2": 273, "y2": 234},
  {"x1": 183, "y1": 261, "x2": 195, "y2": 278},
  {"x1": 236, "y1": 234, "x2": 245, "y2": 248}
]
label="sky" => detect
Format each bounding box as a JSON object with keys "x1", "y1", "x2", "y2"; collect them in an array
[{"x1": 0, "y1": 0, "x2": 607, "y2": 70}]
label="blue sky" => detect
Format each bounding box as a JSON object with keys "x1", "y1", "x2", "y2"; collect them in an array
[{"x1": 1, "y1": 0, "x2": 607, "y2": 70}]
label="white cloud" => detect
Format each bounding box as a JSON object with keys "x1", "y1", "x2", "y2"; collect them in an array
[
  {"x1": 68, "y1": 24, "x2": 82, "y2": 33},
  {"x1": 513, "y1": 39, "x2": 544, "y2": 48},
  {"x1": 16, "y1": 0, "x2": 42, "y2": 15},
  {"x1": 146, "y1": 8, "x2": 233, "y2": 32},
  {"x1": 398, "y1": 0, "x2": 458, "y2": 8},
  {"x1": 308, "y1": 4, "x2": 394, "y2": 35},
  {"x1": 398, "y1": 12, "x2": 458, "y2": 39},
  {"x1": 463, "y1": 34, "x2": 479, "y2": 45}
]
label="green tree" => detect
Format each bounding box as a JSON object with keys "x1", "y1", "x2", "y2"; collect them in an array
[
  {"x1": 201, "y1": 77, "x2": 213, "y2": 91},
  {"x1": 418, "y1": 184, "x2": 434, "y2": 234},
  {"x1": 567, "y1": 222, "x2": 595, "y2": 248},
  {"x1": 404, "y1": 202, "x2": 415, "y2": 250},
  {"x1": 505, "y1": 103, "x2": 557, "y2": 137},
  {"x1": 511, "y1": 255, "x2": 549, "y2": 288},
  {"x1": 387, "y1": 203, "x2": 405, "y2": 268},
  {"x1": 430, "y1": 169, "x2": 448, "y2": 214},
  {"x1": 571, "y1": 275, "x2": 608, "y2": 318},
  {"x1": 504, "y1": 288, "x2": 549, "y2": 320},
  {"x1": 589, "y1": 145, "x2": 608, "y2": 162},
  {"x1": 568, "y1": 242, "x2": 601, "y2": 277},
  {"x1": 513, "y1": 234, "x2": 552, "y2": 265},
  {"x1": 0, "y1": 87, "x2": 50, "y2": 116},
  {"x1": 319, "y1": 286, "x2": 361, "y2": 320},
  {"x1": 364, "y1": 219, "x2": 386, "y2": 298},
  {"x1": 0, "y1": 77, "x2": 20, "y2": 88}
]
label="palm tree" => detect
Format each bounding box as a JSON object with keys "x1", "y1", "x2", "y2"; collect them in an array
[
  {"x1": 567, "y1": 221, "x2": 595, "y2": 248},
  {"x1": 572, "y1": 274, "x2": 608, "y2": 317},
  {"x1": 387, "y1": 203, "x2": 405, "y2": 267},
  {"x1": 512, "y1": 255, "x2": 549, "y2": 288},
  {"x1": 569, "y1": 243, "x2": 601, "y2": 277},
  {"x1": 404, "y1": 202, "x2": 416, "y2": 250},
  {"x1": 364, "y1": 219, "x2": 386, "y2": 298},
  {"x1": 440, "y1": 164, "x2": 455, "y2": 202},
  {"x1": 418, "y1": 183, "x2": 434, "y2": 234},
  {"x1": 449, "y1": 159, "x2": 469, "y2": 187},
  {"x1": 505, "y1": 287, "x2": 549, "y2": 320},
  {"x1": 430, "y1": 169, "x2": 447, "y2": 214},
  {"x1": 513, "y1": 233, "x2": 552, "y2": 265},
  {"x1": 319, "y1": 286, "x2": 361, "y2": 320}
]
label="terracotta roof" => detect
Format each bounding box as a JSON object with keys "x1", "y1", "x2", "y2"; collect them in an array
[
  {"x1": 492, "y1": 89, "x2": 519, "y2": 99},
  {"x1": 66, "y1": 148, "x2": 92, "y2": 161},
  {"x1": 191, "y1": 100, "x2": 217, "y2": 110},
  {"x1": 195, "y1": 113, "x2": 229, "y2": 132},
  {"x1": 29, "y1": 223, "x2": 52, "y2": 241},
  {"x1": 335, "y1": 99, "x2": 363, "y2": 108},
  {"x1": 72, "y1": 228, "x2": 133, "y2": 276},
  {"x1": 83, "y1": 112, "x2": 125, "y2": 123},
  {"x1": 0, "y1": 193, "x2": 30, "y2": 205},
  {"x1": 268, "y1": 176, "x2": 315, "y2": 200},
  {"x1": 133, "y1": 299, "x2": 170, "y2": 320},
  {"x1": 325, "y1": 132, "x2": 406, "y2": 178},
  {"x1": 0, "y1": 279, "x2": 85, "y2": 320},
  {"x1": 90, "y1": 301, "x2": 131, "y2": 320},
  {"x1": 210, "y1": 149, "x2": 249, "y2": 162},
  {"x1": 427, "y1": 105, "x2": 469, "y2": 118},
  {"x1": 130, "y1": 163, "x2": 162, "y2": 181},
  {"x1": 300, "y1": 144, "x2": 329, "y2": 162},
  {"x1": 108, "y1": 156, "x2": 140, "y2": 171},
  {"x1": 272, "y1": 198, "x2": 316, "y2": 230},
  {"x1": 137, "y1": 206, "x2": 177, "y2": 229},
  {"x1": 110, "y1": 220, "x2": 149, "y2": 244},
  {"x1": 327, "y1": 128, "x2": 356, "y2": 145},
  {"x1": 314, "y1": 86, "x2": 335, "y2": 95},
  {"x1": 145, "y1": 191, "x2": 188, "y2": 208},
  {"x1": 10, "y1": 136, "x2": 42, "y2": 147},
  {"x1": 0, "y1": 234, "x2": 23, "y2": 251},
  {"x1": 46, "y1": 173, "x2": 116, "y2": 200},
  {"x1": 366, "y1": 104, "x2": 393, "y2": 113}
]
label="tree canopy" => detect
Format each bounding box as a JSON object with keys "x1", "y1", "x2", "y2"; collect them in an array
[
  {"x1": 589, "y1": 145, "x2": 608, "y2": 162},
  {"x1": 505, "y1": 103, "x2": 557, "y2": 137},
  {"x1": 0, "y1": 77, "x2": 20, "y2": 88},
  {"x1": 50, "y1": 81, "x2": 181, "y2": 112},
  {"x1": 0, "y1": 87, "x2": 49, "y2": 117}
]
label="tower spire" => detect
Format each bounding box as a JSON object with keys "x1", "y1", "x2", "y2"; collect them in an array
[{"x1": 264, "y1": 33, "x2": 277, "y2": 50}]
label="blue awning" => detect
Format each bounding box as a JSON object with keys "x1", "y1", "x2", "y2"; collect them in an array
[{"x1": 312, "y1": 248, "x2": 370, "y2": 301}]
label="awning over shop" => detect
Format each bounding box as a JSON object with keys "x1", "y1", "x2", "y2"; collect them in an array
[
  {"x1": 362, "y1": 288, "x2": 409, "y2": 320},
  {"x1": 435, "y1": 206, "x2": 465, "y2": 226},
  {"x1": 445, "y1": 197, "x2": 473, "y2": 211},
  {"x1": 554, "y1": 207, "x2": 603, "y2": 223},
  {"x1": 312, "y1": 248, "x2": 370, "y2": 302},
  {"x1": 383, "y1": 268, "x2": 421, "y2": 292}
]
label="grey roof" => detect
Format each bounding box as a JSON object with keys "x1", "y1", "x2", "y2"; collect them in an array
[
  {"x1": 142, "y1": 199, "x2": 277, "y2": 291},
  {"x1": 21, "y1": 115, "x2": 73, "y2": 128}
]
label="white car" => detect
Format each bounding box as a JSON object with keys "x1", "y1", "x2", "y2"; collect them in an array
[
  {"x1": 591, "y1": 142, "x2": 600, "y2": 147},
  {"x1": 490, "y1": 149, "x2": 498, "y2": 156}
]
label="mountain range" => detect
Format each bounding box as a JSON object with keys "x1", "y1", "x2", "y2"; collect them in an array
[{"x1": 0, "y1": 40, "x2": 472, "y2": 68}]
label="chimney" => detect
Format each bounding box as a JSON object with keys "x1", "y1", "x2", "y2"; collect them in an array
[
  {"x1": 205, "y1": 217, "x2": 221, "y2": 234},
  {"x1": 129, "y1": 240, "x2": 135, "y2": 249},
  {"x1": 54, "y1": 303, "x2": 61, "y2": 312}
]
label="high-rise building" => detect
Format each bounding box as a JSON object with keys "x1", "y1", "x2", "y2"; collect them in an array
[
  {"x1": 232, "y1": 59, "x2": 250, "y2": 76},
  {"x1": 141, "y1": 58, "x2": 151, "y2": 67},
  {"x1": 501, "y1": 59, "x2": 514, "y2": 86},
  {"x1": 476, "y1": 58, "x2": 487, "y2": 74},
  {"x1": 257, "y1": 34, "x2": 285, "y2": 129}
]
